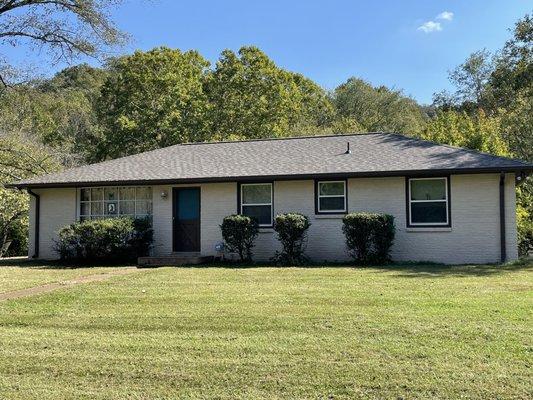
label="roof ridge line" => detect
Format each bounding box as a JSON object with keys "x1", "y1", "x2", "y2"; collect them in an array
[{"x1": 178, "y1": 131, "x2": 393, "y2": 146}]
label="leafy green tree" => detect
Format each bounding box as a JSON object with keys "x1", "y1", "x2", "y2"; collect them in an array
[
  {"x1": 332, "y1": 78, "x2": 427, "y2": 134},
  {"x1": 490, "y1": 14, "x2": 532, "y2": 110},
  {"x1": 501, "y1": 88, "x2": 533, "y2": 162},
  {"x1": 448, "y1": 50, "x2": 494, "y2": 108},
  {"x1": 39, "y1": 64, "x2": 109, "y2": 93},
  {"x1": 420, "y1": 109, "x2": 509, "y2": 156},
  {"x1": 96, "y1": 47, "x2": 211, "y2": 159},
  {"x1": 0, "y1": 89, "x2": 96, "y2": 163},
  {"x1": 206, "y1": 46, "x2": 334, "y2": 140},
  {"x1": 0, "y1": 134, "x2": 62, "y2": 256},
  {"x1": 0, "y1": 188, "x2": 27, "y2": 257}
]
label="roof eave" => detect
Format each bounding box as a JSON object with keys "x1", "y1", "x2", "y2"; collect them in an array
[{"x1": 6, "y1": 165, "x2": 533, "y2": 190}]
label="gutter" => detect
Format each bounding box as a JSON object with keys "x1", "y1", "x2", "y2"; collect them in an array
[
  {"x1": 499, "y1": 172, "x2": 506, "y2": 263},
  {"x1": 27, "y1": 189, "x2": 40, "y2": 259}
]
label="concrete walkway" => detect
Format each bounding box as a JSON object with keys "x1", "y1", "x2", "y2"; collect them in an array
[{"x1": 0, "y1": 268, "x2": 139, "y2": 302}]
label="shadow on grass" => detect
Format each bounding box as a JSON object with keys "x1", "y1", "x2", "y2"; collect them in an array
[
  {"x1": 0, "y1": 257, "x2": 136, "y2": 270},
  {"x1": 368, "y1": 259, "x2": 533, "y2": 278},
  {"x1": 142, "y1": 258, "x2": 533, "y2": 278},
  {"x1": 1, "y1": 256, "x2": 531, "y2": 277}
]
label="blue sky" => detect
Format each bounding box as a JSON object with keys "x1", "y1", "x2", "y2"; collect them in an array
[{"x1": 4, "y1": 1, "x2": 531, "y2": 104}]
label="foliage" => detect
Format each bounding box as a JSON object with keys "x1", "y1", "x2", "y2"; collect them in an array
[
  {"x1": 96, "y1": 47, "x2": 211, "y2": 159},
  {"x1": 0, "y1": 0, "x2": 125, "y2": 87},
  {"x1": 332, "y1": 77, "x2": 427, "y2": 134},
  {"x1": 490, "y1": 14, "x2": 533, "y2": 110},
  {"x1": 500, "y1": 87, "x2": 533, "y2": 162},
  {"x1": 272, "y1": 213, "x2": 311, "y2": 265},
  {"x1": 419, "y1": 109, "x2": 510, "y2": 156},
  {"x1": 206, "y1": 46, "x2": 334, "y2": 140},
  {"x1": 342, "y1": 212, "x2": 395, "y2": 265},
  {"x1": 220, "y1": 214, "x2": 259, "y2": 262},
  {"x1": 0, "y1": 133, "x2": 63, "y2": 257},
  {"x1": 0, "y1": 91, "x2": 95, "y2": 163},
  {"x1": 129, "y1": 217, "x2": 154, "y2": 258},
  {"x1": 0, "y1": 188, "x2": 27, "y2": 257},
  {"x1": 2, "y1": 215, "x2": 28, "y2": 257},
  {"x1": 54, "y1": 217, "x2": 153, "y2": 263},
  {"x1": 448, "y1": 50, "x2": 494, "y2": 108},
  {"x1": 516, "y1": 184, "x2": 533, "y2": 256}
]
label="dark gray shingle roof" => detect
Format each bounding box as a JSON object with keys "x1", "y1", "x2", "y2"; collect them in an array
[{"x1": 10, "y1": 133, "x2": 533, "y2": 188}]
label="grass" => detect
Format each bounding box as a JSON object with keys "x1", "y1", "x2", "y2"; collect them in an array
[
  {"x1": 0, "y1": 258, "x2": 129, "y2": 293},
  {"x1": 0, "y1": 261, "x2": 531, "y2": 399}
]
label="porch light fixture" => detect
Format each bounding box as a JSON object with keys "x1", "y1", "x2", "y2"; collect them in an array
[{"x1": 160, "y1": 190, "x2": 168, "y2": 199}]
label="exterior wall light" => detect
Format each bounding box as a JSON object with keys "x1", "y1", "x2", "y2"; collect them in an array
[{"x1": 160, "y1": 190, "x2": 168, "y2": 199}]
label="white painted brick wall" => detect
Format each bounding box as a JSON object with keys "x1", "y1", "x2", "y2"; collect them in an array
[
  {"x1": 31, "y1": 173, "x2": 518, "y2": 264},
  {"x1": 30, "y1": 188, "x2": 77, "y2": 259}
]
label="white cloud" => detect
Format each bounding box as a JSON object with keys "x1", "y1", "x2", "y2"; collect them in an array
[
  {"x1": 437, "y1": 11, "x2": 454, "y2": 21},
  {"x1": 417, "y1": 21, "x2": 442, "y2": 33}
]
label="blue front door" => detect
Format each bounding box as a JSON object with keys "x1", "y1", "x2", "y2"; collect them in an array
[{"x1": 172, "y1": 188, "x2": 200, "y2": 252}]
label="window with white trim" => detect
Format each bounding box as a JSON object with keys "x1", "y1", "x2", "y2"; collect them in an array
[
  {"x1": 317, "y1": 180, "x2": 347, "y2": 213},
  {"x1": 240, "y1": 183, "x2": 273, "y2": 226},
  {"x1": 79, "y1": 187, "x2": 152, "y2": 221},
  {"x1": 408, "y1": 178, "x2": 449, "y2": 226}
]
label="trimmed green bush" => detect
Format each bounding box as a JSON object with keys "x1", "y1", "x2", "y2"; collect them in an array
[
  {"x1": 220, "y1": 214, "x2": 259, "y2": 262},
  {"x1": 54, "y1": 217, "x2": 153, "y2": 263},
  {"x1": 272, "y1": 213, "x2": 311, "y2": 265},
  {"x1": 342, "y1": 212, "x2": 395, "y2": 265}
]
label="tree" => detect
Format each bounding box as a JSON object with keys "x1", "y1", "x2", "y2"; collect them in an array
[
  {"x1": 332, "y1": 78, "x2": 427, "y2": 134},
  {"x1": 0, "y1": 133, "x2": 62, "y2": 256},
  {"x1": 0, "y1": 0, "x2": 125, "y2": 86},
  {"x1": 490, "y1": 13, "x2": 532, "y2": 110},
  {"x1": 448, "y1": 50, "x2": 494, "y2": 109},
  {"x1": 501, "y1": 88, "x2": 533, "y2": 162},
  {"x1": 206, "y1": 46, "x2": 334, "y2": 140},
  {"x1": 0, "y1": 65, "x2": 107, "y2": 163},
  {"x1": 96, "y1": 47, "x2": 211, "y2": 160},
  {"x1": 419, "y1": 109, "x2": 509, "y2": 157}
]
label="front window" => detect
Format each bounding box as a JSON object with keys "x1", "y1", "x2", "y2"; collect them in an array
[
  {"x1": 408, "y1": 178, "x2": 449, "y2": 226},
  {"x1": 317, "y1": 181, "x2": 347, "y2": 213},
  {"x1": 79, "y1": 186, "x2": 152, "y2": 221},
  {"x1": 240, "y1": 183, "x2": 273, "y2": 226}
]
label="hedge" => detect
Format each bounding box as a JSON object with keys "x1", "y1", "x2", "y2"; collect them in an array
[
  {"x1": 220, "y1": 214, "x2": 259, "y2": 262},
  {"x1": 54, "y1": 217, "x2": 153, "y2": 263},
  {"x1": 342, "y1": 212, "x2": 395, "y2": 265},
  {"x1": 272, "y1": 213, "x2": 311, "y2": 265}
]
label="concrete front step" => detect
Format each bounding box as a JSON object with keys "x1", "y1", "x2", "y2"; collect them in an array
[{"x1": 137, "y1": 255, "x2": 214, "y2": 267}]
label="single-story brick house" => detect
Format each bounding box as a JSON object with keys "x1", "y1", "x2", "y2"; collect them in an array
[{"x1": 8, "y1": 133, "x2": 533, "y2": 264}]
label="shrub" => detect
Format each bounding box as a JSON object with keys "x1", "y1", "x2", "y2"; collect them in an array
[
  {"x1": 342, "y1": 212, "x2": 395, "y2": 265},
  {"x1": 272, "y1": 213, "x2": 310, "y2": 265},
  {"x1": 220, "y1": 214, "x2": 259, "y2": 262},
  {"x1": 54, "y1": 217, "x2": 153, "y2": 263},
  {"x1": 517, "y1": 200, "x2": 533, "y2": 257},
  {"x1": 3, "y1": 219, "x2": 28, "y2": 257}
]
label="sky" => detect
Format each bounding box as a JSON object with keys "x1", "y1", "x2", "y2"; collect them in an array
[{"x1": 3, "y1": 0, "x2": 532, "y2": 104}]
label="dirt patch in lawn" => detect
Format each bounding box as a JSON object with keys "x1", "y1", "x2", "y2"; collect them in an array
[{"x1": 0, "y1": 267, "x2": 139, "y2": 302}]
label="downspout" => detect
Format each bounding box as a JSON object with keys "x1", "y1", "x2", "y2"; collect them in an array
[
  {"x1": 499, "y1": 172, "x2": 506, "y2": 263},
  {"x1": 27, "y1": 189, "x2": 40, "y2": 258}
]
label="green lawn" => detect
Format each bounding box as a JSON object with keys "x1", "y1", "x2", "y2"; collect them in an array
[
  {"x1": 0, "y1": 261, "x2": 532, "y2": 399},
  {"x1": 0, "y1": 258, "x2": 128, "y2": 293}
]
